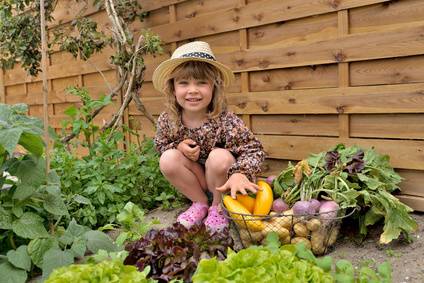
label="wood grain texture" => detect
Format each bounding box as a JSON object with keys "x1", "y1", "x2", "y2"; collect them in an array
[
  {"x1": 258, "y1": 135, "x2": 424, "y2": 170},
  {"x1": 152, "y1": 0, "x2": 390, "y2": 43}
]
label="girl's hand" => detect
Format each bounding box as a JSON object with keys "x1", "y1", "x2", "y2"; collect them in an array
[
  {"x1": 177, "y1": 139, "x2": 200, "y2": 161},
  {"x1": 216, "y1": 173, "x2": 261, "y2": 199}
]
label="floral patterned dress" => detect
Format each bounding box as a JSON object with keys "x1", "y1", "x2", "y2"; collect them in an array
[{"x1": 154, "y1": 111, "x2": 265, "y2": 181}]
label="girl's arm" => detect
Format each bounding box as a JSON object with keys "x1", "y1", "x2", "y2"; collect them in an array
[{"x1": 154, "y1": 112, "x2": 179, "y2": 154}]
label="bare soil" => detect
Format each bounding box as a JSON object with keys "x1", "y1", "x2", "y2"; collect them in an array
[{"x1": 145, "y1": 208, "x2": 424, "y2": 283}]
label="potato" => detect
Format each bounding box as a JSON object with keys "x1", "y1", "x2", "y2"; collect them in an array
[
  {"x1": 327, "y1": 227, "x2": 339, "y2": 246},
  {"x1": 306, "y1": 218, "x2": 321, "y2": 232},
  {"x1": 283, "y1": 209, "x2": 300, "y2": 225},
  {"x1": 280, "y1": 235, "x2": 291, "y2": 244},
  {"x1": 250, "y1": 231, "x2": 265, "y2": 243},
  {"x1": 240, "y1": 231, "x2": 263, "y2": 245},
  {"x1": 262, "y1": 222, "x2": 290, "y2": 240},
  {"x1": 293, "y1": 223, "x2": 309, "y2": 237},
  {"x1": 291, "y1": 237, "x2": 312, "y2": 249},
  {"x1": 269, "y1": 215, "x2": 292, "y2": 230},
  {"x1": 311, "y1": 229, "x2": 327, "y2": 255}
]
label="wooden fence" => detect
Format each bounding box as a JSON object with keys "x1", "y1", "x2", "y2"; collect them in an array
[{"x1": 1, "y1": 0, "x2": 424, "y2": 210}]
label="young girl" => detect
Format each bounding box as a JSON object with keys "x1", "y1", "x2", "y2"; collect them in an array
[{"x1": 152, "y1": 41, "x2": 265, "y2": 233}]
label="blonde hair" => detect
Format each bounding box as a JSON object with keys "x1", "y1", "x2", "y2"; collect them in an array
[{"x1": 163, "y1": 61, "x2": 227, "y2": 131}]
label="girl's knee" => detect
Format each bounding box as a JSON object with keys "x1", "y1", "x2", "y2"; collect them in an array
[
  {"x1": 159, "y1": 149, "x2": 184, "y2": 175},
  {"x1": 205, "y1": 148, "x2": 235, "y2": 175}
]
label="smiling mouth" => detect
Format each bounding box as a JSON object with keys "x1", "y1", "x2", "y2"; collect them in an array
[{"x1": 186, "y1": 98, "x2": 202, "y2": 102}]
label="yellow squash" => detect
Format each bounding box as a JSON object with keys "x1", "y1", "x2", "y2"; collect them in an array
[
  {"x1": 253, "y1": 180, "x2": 274, "y2": 216},
  {"x1": 223, "y1": 195, "x2": 264, "y2": 232},
  {"x1": 235, "y1": 194, "x2": 256, "y2": 213}
]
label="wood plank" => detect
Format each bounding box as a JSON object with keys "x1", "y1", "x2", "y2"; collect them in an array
[
  {"x1": 351, "y1": 55, "x2": 424, "y2": 86},
  {"x1": 47, "y1": 0, "x2": 185, "y2": 29},
  {"x1": 176, "y1": 0, "x2": 238, "y2": 21},
  {"x1": 196, "y1": 31, "x2": 241, "y2": 54},
  {"x1": 152, "y1": 0, "x2": 390, "y2": 43},
  {"x1": 350, "y1": 0, "x2": 424, "y2": 34},
  {"x1": 396, "y1": 195, "x2": 424, "y2": 212},
  {"x1": 132, "y1": 83, "x2": 424, "y2": 115},
  {"x1": 0, "y1": 69, "x2": 5, "y2": 103},
  {"x1": 5, "y1": 84, "x2": 26, "y2": 98},
  {"x1": 338, "y1": 114, "x2": 350, "y2": 138},
  {"x1": 258, "y1": 135, "x2": 424, "y2": 170},
  {"x1": 249, "y1": 64, "x2": 337, "y2": 92},
  {"x1": 218, "y1": 22, "x2": 424, "y2": 72},
  {"x1": 228, "y1": 83, "x2": 424, "y2": 114},
  {"x1": 3, "y1": 50, "x2": 116, "y2": 86},
  {"x1": 350, "y1": 114, "x2": 424, "y2": 139},
  {"x1": 248, "y1": 13, "x2": 338, "y2": 50},
  {"x1": 397, "y1": 169, "x2": 424, "y2": 198},
  {"x1": 143, "y1": 0, "x2": 189, "y2": 12},
  {"x1": 251, "y1": 114, "x2": 339, "y2": 136},
  {"x1": 260, "y1": 158, "x2": 292, "y2": 177},
  {"x1": 43, "y1": 22, "x2": 424, "y2": 87}
]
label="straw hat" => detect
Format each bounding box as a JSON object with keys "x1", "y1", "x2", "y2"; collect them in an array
[{"x1": 152, "y1": 41, "x2": 234, "y2": 93}]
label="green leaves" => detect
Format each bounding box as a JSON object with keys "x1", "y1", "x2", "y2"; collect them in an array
[
  {"x1": 84, "y1": 231, "x2": 118, "y2": 253},
  {"x1": 43, "y1": 185, "x2": 69, "y2": 216},
  {"x1": 12, "y1": 212, "x2": 49, "y2": 239},
  {"x1": 7, "y1": 245, "x2": 31, "y2": 271},
  {"x1": 0, "y1": 128, "x2": 22, "y2": 154},
  {"x1": 41, "y1": 248, "x2": 75, "y2": 279},
  {"x1": 28, "y1": 237, "x2": 59, "y2": 268},
  {"x1": 0, "y1": 262, "x2": 27, "y2": 283},
  {"x1": 44, "y1": 259, "x2": 155, "y2": 283},
  {"x1": 275, "y1": 144, "x2": 418, "y2": 244},
  {"x1": 51, "y1": 137, "x2": 183, "y2": 228}
]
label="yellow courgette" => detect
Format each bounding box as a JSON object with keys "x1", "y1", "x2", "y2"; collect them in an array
[
  {"x1": 253, "y1": 180, "x2": 274, "y2": 216},
  {"x1": 223, "y1": 195, "x2": 264, "y2": 232},
  {"x1": 235, "y1": 194, "x2": 256, "y2": 213}
]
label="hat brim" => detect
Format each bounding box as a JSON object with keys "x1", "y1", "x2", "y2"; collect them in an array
[{"x1": 152, "y1": 57, "x2": 235, "y2": 93}]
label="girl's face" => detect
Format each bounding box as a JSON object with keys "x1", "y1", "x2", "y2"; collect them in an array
[{"x1": 173, "y1": 77, "x2": 214, "y2": 115}]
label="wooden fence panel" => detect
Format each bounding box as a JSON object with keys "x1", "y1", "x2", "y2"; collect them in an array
[{"x1": 2, "y1": 0, "x2": 424, "y2": 210}]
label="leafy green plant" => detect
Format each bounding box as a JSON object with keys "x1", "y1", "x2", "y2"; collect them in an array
[
  {"x1": 193, "y1": 233, "x2": 391, "y2": 283},
  {"x1": 124, "y1": 223, "x2": 234, "y2": 282},
  {"x1": 51, "y1": 89, "x2": 184, "y2": 228},
  {"x1": 0, "y1": 104, "x2": 120, "y2": 282},
  {"x1": 100, "y1": 201, "x2": 160, "y2": 246},
  {"x1": 0, "y1": 104, "x2": 66, "y2": 252},
  {"x1": 193, "y1": 234, "x2": 334, "y2": 283},
  {"x1": 45, "y1": 259, "x2": 155, "y2": 283},
  {"x1": 60, "y1": 86, "x2": 111, "y2": 147},
  {"x1": 52, "y1": 134, "x2": 184, "y2": 228}
]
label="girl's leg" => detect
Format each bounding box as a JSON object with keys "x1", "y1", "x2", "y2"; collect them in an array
[
  {"x1": 159, "y1": 149, "x2": 209, "y2": 228},
  {"x1": 204, "y1": 148, "x2": 236, "y2": 206},
  {"x1": 204, "y1": 148, "x2": 236, "y2": 232},
  {"x1": 159, "y1": 149, "x2": 208, "y2": 204}
]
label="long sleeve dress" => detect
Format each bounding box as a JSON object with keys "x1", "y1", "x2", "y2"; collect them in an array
[{"x1": 154, "y1": 111, "x2": 265, "y2": 181}]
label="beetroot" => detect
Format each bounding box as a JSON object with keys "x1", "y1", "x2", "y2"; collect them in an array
[
  {"x1": 272, "y1": 198, "x2": 289, "y2": 213},
  {"x1": 292, "y1": 201, "x2": 313, "y2": 216},
  {"x1": 309, "y1": 199, "x2": 321, "y2": 214},
  {"x1": 265, "y1": 175, "x2": 277, "y2": 186}
]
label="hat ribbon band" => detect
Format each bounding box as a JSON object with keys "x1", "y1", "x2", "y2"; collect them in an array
[{"x1": 180, "y1": 52, "x2": 216, "y2": 60}]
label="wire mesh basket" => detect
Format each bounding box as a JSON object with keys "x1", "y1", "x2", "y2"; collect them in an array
[{"x1": 222, "y1": 203, "x2": 356, "y2": 256}]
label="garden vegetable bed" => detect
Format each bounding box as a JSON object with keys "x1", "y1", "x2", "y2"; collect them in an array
[{"x1": 146, "y1": 208, "x2": 424, "y2": 283}]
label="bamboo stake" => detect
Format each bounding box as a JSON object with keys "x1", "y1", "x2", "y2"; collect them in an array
[{"x1": 40, "y1": 0, "x2": 50, "y2": 172}]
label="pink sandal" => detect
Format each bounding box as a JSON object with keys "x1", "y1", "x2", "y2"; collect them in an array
[
  {"x1": 204, "y1": 205, "x2": 229, "y2": 233},
  {"x1": 177, "y1": 202, "x2": 208, "y2": 229}
]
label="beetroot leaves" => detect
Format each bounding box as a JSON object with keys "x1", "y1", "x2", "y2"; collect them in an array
[{"x1": 123, "y1": 223, "x2": 233, "y2": 282}]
